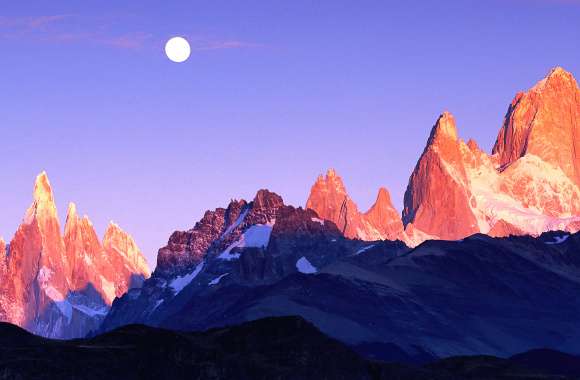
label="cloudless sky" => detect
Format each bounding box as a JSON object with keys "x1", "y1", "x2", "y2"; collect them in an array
[{"x1": 1, "y1": 0, "x2": 579, "y2": 268}]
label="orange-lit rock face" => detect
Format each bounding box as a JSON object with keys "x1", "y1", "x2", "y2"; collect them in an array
[
  {"x1": 63, "y1": 204, "x2": 150, "y2": 304},
  {"x1": 103, "y1": 221, "x2": 151, "y2": 298},
  {"x1": 308, "y1": 68, "x2": 580, "y2": 245},
  {"x1": 364, "y1": 188, "x2": 405, "y2": 241},
  {"x1": 306, "y1": 169, "x2": 406, "y2": 242},
  {"x1": 403, "y1": 112, "x2": 480, "y2": 240},
  {"x1": 493, "y1": 67, "x2": 580, "y2": 187},
  {"x1": 402, "y1": 68, "x2": 580, "y2": 243},
  {"x1": 0, "y1": 172, "x2": 150, "y2": 338},
  {"x1": 306, "y1": 169, "x2": 360, "y2": 238}
]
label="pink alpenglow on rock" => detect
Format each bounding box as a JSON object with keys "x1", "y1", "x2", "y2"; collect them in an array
[{"x1": 0, "y1": 172, "x2": 150, "y2": 339}]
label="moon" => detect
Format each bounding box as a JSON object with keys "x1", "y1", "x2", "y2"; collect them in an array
[{"x1": 165, "y1": 37, "x2": 191, "y2": 63}]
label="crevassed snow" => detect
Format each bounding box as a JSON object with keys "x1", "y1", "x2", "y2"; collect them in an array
[
  {"x1": 311, "y1": 217, "x2": 325, "y2": 225},
  {"x1": 296, "y1": 257, "x2": 317, "y2": 274},
  {"x1": 355, "y1": 244, "x2": 375, "y2": 255},
  {"x1": 218, "y1": 222, "x2": 274, "y2": 260},
  {"x1": 170, "y1": 261, "x2": 204, "y2": 293},
  {"x1": 462, "y1": 152, "x2": 580, "y2": 236},
  {"x1": 209, "y1": 273, "x2": 229, "y2": 286},
  {"x1": 545, "y1": 235, "x2": 569, "y2": 245},
  {"x1": 221, "y1": 208, "x2": 249, "y2": 238}
]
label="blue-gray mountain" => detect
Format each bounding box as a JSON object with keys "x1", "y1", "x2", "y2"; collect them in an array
[{"x1": 100, "y1": 189, "x2": 580, "y2": 360}]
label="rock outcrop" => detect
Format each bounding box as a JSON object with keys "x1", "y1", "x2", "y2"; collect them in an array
[
  {"x1": 493, "y1": 67, "x2": 580, "y2": 187},
  {"x1": 306, "y1": 169, "x2": 406, "y2": 242}
]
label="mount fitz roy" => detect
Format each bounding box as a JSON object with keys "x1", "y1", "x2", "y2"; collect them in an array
[
  {"x1": 102, "y1": 68, "x2": 580, "y2": 359},
  {"x1": 0, "y1": 172, "x2": 150, "y2": 338},
  {"x1": 307, "y1": 66, "x2": 580, "y2": 245}
]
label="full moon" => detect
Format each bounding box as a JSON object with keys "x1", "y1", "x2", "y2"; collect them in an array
[{"x1": 165, "y1": 37, "x2": 191, "y2": 63}]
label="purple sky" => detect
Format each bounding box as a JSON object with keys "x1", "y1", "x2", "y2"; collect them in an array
[{"x1": 1, "y1": 0, "x2": 579, "y2": 268}]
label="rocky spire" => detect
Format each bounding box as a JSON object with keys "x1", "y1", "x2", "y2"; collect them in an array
[
  {"x1": 492, "y1": 67, "x2": 580, "y2": 185},
  {"x1": 306, "y1": 169, "x2": 361, "y2": 238},
  {"x1": 307, "y1": 169, "x2": 405, "y2": 241},
  {"x1": 23, "y1": 171, "x2": 60, "y2": 227},
  {"x1": 364, "y1": 187, "x2": 405, "y2": 241},
  {"x1": 427, "y1": 111, "x2": 458, "y2": 145},
  {"x1": 103, "y1": 222, "x2": 150, "y2": 279},
  {"x1": 403, "y1": 112, "x2": 479, "y2": 240}
]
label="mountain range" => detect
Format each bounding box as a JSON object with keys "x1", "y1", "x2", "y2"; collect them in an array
[
  {"x1": 99, "y1": 67, "x2": 580, "y2": 360},
  {"x1": 307, "y1": 66, "x2": 580, "y2": 245},
  {"x1": 1, "y1": 66, "x2": 579, "y2": 362},
  {"x1": 0, "y1": 172, "x2": 150, "y2": 338}
]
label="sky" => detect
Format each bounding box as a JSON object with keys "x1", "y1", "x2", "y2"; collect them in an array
[{"x1": 0, "y1": 0, "x2": 579, "y2": 269}]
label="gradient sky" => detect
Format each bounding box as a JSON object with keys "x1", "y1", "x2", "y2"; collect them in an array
[{"x1": 1, "y1": 0, "x2": 579, "y2": 268}]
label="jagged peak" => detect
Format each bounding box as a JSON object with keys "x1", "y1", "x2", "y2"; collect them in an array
[
  {"x1": 66, "y1": 202, "x2": 78, "y2": 220},
  {"x1": 33, "y1": 171, "x2": 54, "y2": 204},
  {"x1": 427, "y1": 111, "x2": 459, "y2": 146},
  {"x1": 365, "y1": 187, "x2": 395, "y2": 215},
  {"x1": 466, "y1": 138, "x2": 481, "y2": 152},
  {"x1": 547, "y1": 66, "x2": 575, "y2": 81},
  {"x1": 252, "y1": 189, "x2": 284, "y2": 210},
  {"x1": 103, "y1": 221, "x2": 133, "y2": 250},
  {"x1": 376, "y1": 187, "x2": 393, "y2": 204},
  {"x1": 23, "y1": 171, "x2": 58, "y2": 224},
  {"x1": 313, "y1": 168, "x2": 347, "y2": 194},
  {"x1": 532, "y1": 66, "x2": 578, "y2": 92},
  {"x1": 105, "y1": 220, "x2": 121, "y2": 234},
  {"x1": 103, "y1": 220, "x2": 150, "y2": 277},
  {"x1": 326, "y1": 168, "x2": 338, "y2": 178}
]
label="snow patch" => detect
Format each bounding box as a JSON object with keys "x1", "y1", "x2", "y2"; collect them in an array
[
  {"x1": 72, "y1": 304, "x2": 108, "y2": 317},
  {"x1": 221, "y1": 208, "x2": 249, "y2": 238},
  {"x1": 355, "y1": 244, "x2": 375, "y2": 255},
  {"x1": 545, "y1": 235, "x2": 569, "y2": 245},
  {"x1": 296, "y1": 257, "x2": 317, "y2": 274},
  {"x1": 152, "y1": 299, "x2": 164, "y2": 311},
  {"x1": 219, "y1": 222, "x2": 274, "y2": 260},
  {"x1": 170, "y1": 261, "x2": 205, "y2": 294},
  {"x1": 209, "y1": 273, "x2": 230, "y2": 286},
  {"x1": 36, "y1": 266, "x2": 72, "y2": 321},
  {"x1": 311, "y1": 217, "x2": 325, "y2": 225}
]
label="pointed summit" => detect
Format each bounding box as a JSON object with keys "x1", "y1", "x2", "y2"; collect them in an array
[
  {"x1": 311, "y1": 169, "x2": 348, "y2": 196},
  {"x1": 33, "y1": 171, "x2": 54, "y2": 204},
  {"x1": 66, "y1": 202, "x2": 77, "y2": 219},
  {"x1": 307, "y1": 170, "x2": 404, "y2": 241},
  {"x1": 364, "y1": 187, "x2": 405, "y2": 241},
  {"x1": 533, "y1": 66, "x2": 577, "y2": 92},
  {"x1": 366, "y1": 187, "x2": 396, "y2": 215},
  {"x1": 252, "y1": 189, "x2": 284, "y2": 211},
  {"x1": 103, "y1": 221, "x2": 150, "y2": 279},
  {"x1": 403, "y1": 112, "x2": 479, "y2": 240},
  {"x1": 307, "y1": 169, "x2": 359, "y2": 237},
  {"x1": 427, "y1": 111, "x2": 458, "y2": 145}
]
